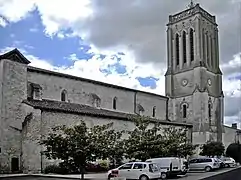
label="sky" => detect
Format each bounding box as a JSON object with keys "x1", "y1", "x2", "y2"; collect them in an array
[{"x1": 0, "y1": 0, "x2": 240, "y2": 127}]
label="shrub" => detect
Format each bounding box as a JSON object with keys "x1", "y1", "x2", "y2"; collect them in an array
[
  {"x1": 85, "y1": 162, "x2": 108, "y2": 172},
  {"x1": 226, "y1": 143, "x2": 241, "y2": 163},
  {"x1": 98, "y1": 160, "x2": 109, "y2": 170},
  {"x1": 0, "y1": 164, "x2": 10, "y2": 174},
  {"x1": 44, "y1": 164, "x2": 68, "y2": 174}
]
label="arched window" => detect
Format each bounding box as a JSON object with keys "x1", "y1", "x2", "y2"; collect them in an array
[
  {"x1": 210, "y1": 36, "x2": 213, "y2": 67},
  {"x1": 175, "y1": 33, "x2": 180, "y2": 66},
  {"x1": 182, "y1": 31, "x2": 187, "y2": 64},
  {"x1": 152, "y1": 106, "x2": 156, "y2": 117},
  {"x1": 183, "y1": 104, "x2": 187, "y2": 118},
  {"x1": 61, "y1": 90, "x2": 67, "y2": 102},
  {"x1": 202, "y1": 29, "x2": 205, "y2": 60},
  {"x1": 89, "y1": 93, "x2": 101, "y2": 107},
  {"x1": 190, "y1": 29, "x2": 194, "y2": 62},
  {"x1": 113, "y1": 97, "x2": 117, "y2": 110},
  {"x1": 208, "y1": 103, "x2": 211, "y2": 118},
  {"x1": 137, "y1": 104, "x2": 145, "y2": 115},
  {"x1": 206, "y1": 33, "x2": 209, "y2": 66}
]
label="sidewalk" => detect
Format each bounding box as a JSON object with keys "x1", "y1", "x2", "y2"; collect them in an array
[
  {"x1": 0, "y1": 172, "x2": 107, "y2": 179},
  {"x1": 33, "y1": 173, "x2": 107, "y2": 179}
]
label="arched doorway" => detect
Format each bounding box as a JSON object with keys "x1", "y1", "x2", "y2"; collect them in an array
[{"x1": 11, "y1": 157, "x2": 19, "y2": 172}]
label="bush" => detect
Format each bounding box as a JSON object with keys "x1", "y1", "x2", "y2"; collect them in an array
[
  {"x1": 0, "y1": 164, "x2": 10, "y2": 174},
  {"x1": 98, "y1": 160, "x2": 109, "y2": 170},
  {"x1": 200, "y1": 141, "x2": 225, "y2": 157},
  {"x1": 226, "y1": 143, "x2": 241, "y2": 163},
  {"x1": 85, "y1": 162, "x2": 108, "y2": 172},
  {"x1": 44, "y1": 164, "x2": 68, "y2": 174}
]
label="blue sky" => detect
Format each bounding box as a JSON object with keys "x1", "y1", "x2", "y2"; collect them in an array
[
  {"x1": 0, "y1": 0, "x2": 240, "y2": 125},
  {"x1": 0, "y1": 8, "x2": 158, "y2": 90}
]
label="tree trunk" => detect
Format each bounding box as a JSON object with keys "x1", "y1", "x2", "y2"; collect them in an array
[{"x1": 80, "y1": 164, "x2": 85, "y2": 180}]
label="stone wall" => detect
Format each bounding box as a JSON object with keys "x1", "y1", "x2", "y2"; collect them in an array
[
  {"x1": 20, "y1": 108, "x2": 191, "y2": 173},
  {"x1": 223, "y1": 126, "x2": 241, "y2": 150},
  {"x1": 21, "y1": 104, "x2": 42, "y2": 173},
  {"x1": 27, "y1": 68, "x2": 167, "y2": 119},
  {"x1": 0, "y1": 59, "x2": 28, "y2": 172}
]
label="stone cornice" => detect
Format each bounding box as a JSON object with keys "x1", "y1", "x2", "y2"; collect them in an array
[{"x1": 167, "y1": 4, "x2": 217, "y2": 26}]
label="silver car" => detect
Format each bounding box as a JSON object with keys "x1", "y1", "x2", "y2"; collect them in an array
[{"x1": 189, "y1": 158, "x2": 220, "y2": 172}]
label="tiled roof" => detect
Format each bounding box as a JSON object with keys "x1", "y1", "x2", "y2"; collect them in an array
[
  {"x1": 27, "y1": 66, "x2": 168, "y2": 99},
  {"x1": 0, "y1": 48, "x2": 31, "y2": 64},
  {"x1": 22, "y1": 99, "x2": 192, "y2": 127}
]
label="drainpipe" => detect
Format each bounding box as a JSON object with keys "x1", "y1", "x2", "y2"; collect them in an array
[
  {"x1": 166, "y1": 99, "x2": 169, "y2": 121},
  {"x1": 134, "y1": 91, "x2": 137, "y2": 114}
]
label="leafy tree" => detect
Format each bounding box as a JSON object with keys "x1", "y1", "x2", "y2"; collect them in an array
[
  {"x1": 40, "y1": 121, "x2": 124, "y2": 180},
  {"x1": 226, "y1": 143, "x2": 241, "y2": 163},
  {"x1": 200, "y1": 141, "x2": 225, "y2": 157},
  {"x1": 125, "y1": 116, "x2": 165, "y2": 161},
  {"x1": 125, "y1": 116, "x2": 196, "y2": 161},
  {"x1": 162, "y1": 126, "x2": 197, "y2": 157}
]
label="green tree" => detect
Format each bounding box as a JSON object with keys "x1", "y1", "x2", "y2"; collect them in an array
[
  {"x1": 125, "y1": 116, "x2": 196, "y2": 161},
  {"x1": 226, "y1": 143, "x2": 241, "y2": 163},
  {"x1": 162, "y1": 126, "x2": 197, "y2": 157},
  {"x1": 125, "y1": 116, "x2": 165, "y2": 161},
  {"x1": 40, "y1": 121, "x2": 124, "y2": 180},
  {"x1": 200, "y1": 141, "x2": 225, "y2": 157}
]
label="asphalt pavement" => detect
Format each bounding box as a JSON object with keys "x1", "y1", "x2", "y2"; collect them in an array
[
  {"x1": 0, "y1": 167, "x2": 240, "y2": 180},
  {"x1": 202, "y1": 166, "x2": 241, "y2": 180}
]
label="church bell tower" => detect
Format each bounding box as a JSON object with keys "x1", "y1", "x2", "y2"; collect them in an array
[{"x1": 165, "y1": 2, "x2": 224, "y2": 144}]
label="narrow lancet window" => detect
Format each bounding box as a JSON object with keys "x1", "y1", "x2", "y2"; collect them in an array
[
  {"x1": 183, "y1": 31, "x2": 187, "y2": 64},
  {"x1": 208, "y1": 103, "x2": 211, "y2": 118},
  {"x1": 206, "y1": 33, "x2": 210, "y2": 66},
  {"x1": 176, "y1": 34, "x2": 180, "y2": 66},
  {"x1": 190, "y1": 29, "x2": 194, "y2": 62},
  {"x1": 152, "y1": 106, "x2": 156, "y2": 117},
  {"x1": 113, "y1": 97, "x2": 117, "y2": 110},
  {"x1": 61, "y1": 90, "x2": 67, "y2": 102},
  {"x1": 183, "y1": 104, "x2": 187, "y2": 118},
  {"x1": 202, "y1": 29, "x2": 205, "y2": 60}
]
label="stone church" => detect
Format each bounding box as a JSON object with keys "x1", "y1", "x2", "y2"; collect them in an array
[{"x1": 0, "y1": 2, "x2": 240, "y2": 173}]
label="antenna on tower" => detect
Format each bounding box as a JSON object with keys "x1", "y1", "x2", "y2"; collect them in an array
[{"x1": 187, "y1": 0, "x2": 195, "y2": 9}]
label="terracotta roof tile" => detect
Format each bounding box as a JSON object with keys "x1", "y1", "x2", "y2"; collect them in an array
[{"x1": 22, "y1": 99, "x2": 192, "y2": 127}]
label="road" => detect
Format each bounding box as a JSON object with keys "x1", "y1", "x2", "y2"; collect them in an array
[
  {"x1": 202, "y1": 166, "x2": 241, "y2": 180},
  {"x1": 169, "y1": 167, "x2": 241, "y2": 180},
  {"x1": 0, "y1": 167, "x2": 240, "y2": 180}
]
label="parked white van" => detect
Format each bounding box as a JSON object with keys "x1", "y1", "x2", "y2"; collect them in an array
[{"x1": 146, "y1": 157, "x2": 188, "y2": 177}]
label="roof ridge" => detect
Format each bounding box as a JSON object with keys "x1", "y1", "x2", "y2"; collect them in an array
[{"x1": 27, "y1": 66, "x2": 168, "y2": 99}]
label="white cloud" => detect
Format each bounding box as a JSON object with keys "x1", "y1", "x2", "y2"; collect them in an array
[
  {"x1": 1, "y1": 46, "x2": 239, "y2": 126},
  {"x1": 0, "y1": 46, "x2": 163, "y2": 96},
  {"x1": 0, "y1": 0, "x2": 36, "y2": 22},
  {"x1": 0, "y1": 0, "x2": 240, "y2": 126},
  {"x1": 0, "y1": 16, "x2": 7, "y2": 27}
]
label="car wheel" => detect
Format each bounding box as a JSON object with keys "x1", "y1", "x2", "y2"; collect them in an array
[
  {"x1": 139, "y1": 175, "x2": 149, "y2": 180},
  {"x1": 160, "y1": 172, "x2": 167, "y2": 179},
  {"x1": 107, "y1": 174, "x2": 112, "y2": 180},
  {"x1": 205, "y1": 166, "x2": 212, "y2": 172}
]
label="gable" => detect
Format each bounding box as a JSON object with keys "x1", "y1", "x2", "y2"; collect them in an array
[{"x1": 0, "y1": 48, "x2": 31, "y2": 64}]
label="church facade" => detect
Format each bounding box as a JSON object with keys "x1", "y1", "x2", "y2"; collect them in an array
[{"x1": 0, "y1": 3, "x2": 240, "y2": 173}]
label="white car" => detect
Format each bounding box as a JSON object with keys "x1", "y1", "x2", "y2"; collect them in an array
[
  {"x1": 220, "y1": 157, "x2": 236, "y2": 167},
  {"x1": 107, "y1": 162, "x2": 167, "y2": 180}
]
